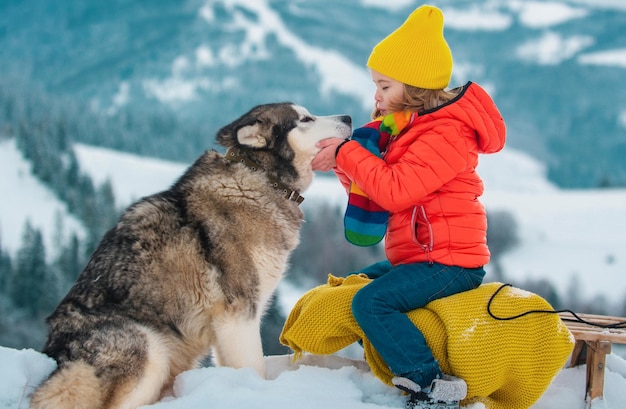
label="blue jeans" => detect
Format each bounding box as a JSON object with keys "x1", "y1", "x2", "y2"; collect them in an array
[{"x1": 351, "y1": 260, "x2": 485, "y2": 388}]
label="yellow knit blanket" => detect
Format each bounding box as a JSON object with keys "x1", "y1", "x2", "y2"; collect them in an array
[{"x1": 280, "y1": 275, "x2": 574, "y2": 409}]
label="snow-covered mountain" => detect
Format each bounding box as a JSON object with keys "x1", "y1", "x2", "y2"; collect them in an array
[
  {"x1": 1, "y1": 0, "x2": 625, "y2": 187},
  {"x1": 0, "y1": 139, "x2": 86, "y2": 261}
]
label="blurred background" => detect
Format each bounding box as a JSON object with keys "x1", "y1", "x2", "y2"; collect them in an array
[{"x1": 1, "y1": 0, "x2": 625, "y2": 355}]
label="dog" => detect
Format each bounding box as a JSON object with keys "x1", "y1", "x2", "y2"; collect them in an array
[{"x1": 29, "y1": 102, "x2": 352, "y2": 409}]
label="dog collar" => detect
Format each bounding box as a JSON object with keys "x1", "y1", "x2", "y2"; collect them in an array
[{"x1": 225, "y1": 148, "x2": 305, "y2": 205}]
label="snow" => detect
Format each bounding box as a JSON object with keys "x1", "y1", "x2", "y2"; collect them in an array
[
  {"x1": 147, "y1": 0, "x2": 374, "y2": 110},
  {"x1": 360, "y1": 0, "x2": 415, "y2": 12},
  {"x1": 442, "y1": 0, "x2": 626, "y2": 69},
  {"x1": 0, "y1": 139, "x2": 86, "y2": 259},
  {"x1": 516, "y1": 31, "x2": 594, "y2": 65},
  {"x1": 578, "y1": 48, "x2": 626, "y2": 69},
  {"x1": 2, "y1": 337, "x2": 626, "y2": 408},
  {"x1": 72, "y1": 143, "x2": 187, "y2": 207},
  {"x1": 444, "y1": 8, "x2": 512, "y2": 32},
  {"x1": 482, "y1": 188, "x2": 626, "y2": 301},
  {"x1": 512, "y1": 1, "x2": 589, "y2": 28},
  {"x1": 563, "y1": 0, "x2": 626, "y2": 11},
  {"x1": 141, "y1": 0, "x2": 626, "y2": 110}
]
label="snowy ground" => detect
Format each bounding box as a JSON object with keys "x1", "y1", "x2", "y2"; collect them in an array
[{"x1": 2, "y1": 345, "x2": 626, "y2": 409}]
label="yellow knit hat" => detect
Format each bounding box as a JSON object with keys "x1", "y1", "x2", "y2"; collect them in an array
[{"x1": 367, "y1": 5, "x2": 453, "y2": 90}]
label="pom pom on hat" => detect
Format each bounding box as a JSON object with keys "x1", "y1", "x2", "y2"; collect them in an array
[{"x1": 367, "y1": 5, "x2": 453, "y2": 90}]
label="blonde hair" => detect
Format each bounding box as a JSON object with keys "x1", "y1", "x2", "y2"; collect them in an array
[{"x1": 371, "y1": 85, "x2": 461, "y2": 119}]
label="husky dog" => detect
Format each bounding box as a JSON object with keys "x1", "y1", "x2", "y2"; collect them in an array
[{"x1": 30, "y1": 103, "x2": 352, "y2": 409}]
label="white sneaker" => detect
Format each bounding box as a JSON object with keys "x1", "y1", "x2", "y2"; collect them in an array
[
  {"x1": 392, "y1": 374, "x2": 465, "y2": 409},
  {"x1": 392, "y1": 376, "x2": 421, "y2": 394},
  {"x1": 428, "y1": 374, "x2": 467, "y2": 402}
]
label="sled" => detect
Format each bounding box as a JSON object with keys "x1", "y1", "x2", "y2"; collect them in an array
[{"x1": 559, "y1": 312, "x2": 626, "y2": 407}]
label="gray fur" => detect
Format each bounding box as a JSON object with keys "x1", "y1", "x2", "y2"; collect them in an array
[{"x1": 29, "y1": 103, "x2": 351, "y2": 409}]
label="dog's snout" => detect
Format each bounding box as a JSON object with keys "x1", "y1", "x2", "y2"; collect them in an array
[{"x1": 340, "y1": 115, "x2": 352, "y2": 127}]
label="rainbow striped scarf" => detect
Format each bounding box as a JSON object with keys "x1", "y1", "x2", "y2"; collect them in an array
[{"x1": 344, "y1": 111, "x2": 412, "y2": 246}]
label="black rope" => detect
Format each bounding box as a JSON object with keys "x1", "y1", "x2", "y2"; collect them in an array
[{"x1": 487, "y1": 283, "x2": 626, "y2": 329}]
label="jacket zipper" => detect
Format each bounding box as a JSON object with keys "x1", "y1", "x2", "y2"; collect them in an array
[{"x1": 411, "y1": 205, "x2": 434, "y2": 263}]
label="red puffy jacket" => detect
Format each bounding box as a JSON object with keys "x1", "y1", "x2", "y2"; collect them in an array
[{"x1": 335, "y1": 82, "x2": 506, "y2": 267}]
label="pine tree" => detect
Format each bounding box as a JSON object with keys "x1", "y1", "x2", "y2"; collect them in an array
[
  {"x1": 11, "y1": 221, "x2": 52, "y2": 318},
  {"x1": 97, "y1": 179, "x2": 120, "y2": 234},
  {"x1": 289, "y1": 202, "x2": 384, "y2": 286},
  {"x1": 55, "y1": 233, "x2": 83, "y2": 286},
  {"x1": 0, "y1": 233, "x2": 13, "y2": 295},
  {"x1": 486, "y1": 210, "x2": 519, "y2": 282}
]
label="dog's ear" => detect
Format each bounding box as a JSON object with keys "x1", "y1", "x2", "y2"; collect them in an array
[
  {"x1": 216, "y1": 116, "x2": 270, "y2": 149},
  {"x1": 235, "y1": 122, "x2": 269, "y2": 148}
]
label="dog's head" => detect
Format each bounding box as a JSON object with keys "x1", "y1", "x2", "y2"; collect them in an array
[{"x1": 216, "y1": 103, "x2": 352, "y2": 192}]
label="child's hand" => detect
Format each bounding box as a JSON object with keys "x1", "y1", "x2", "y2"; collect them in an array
[{"x1": 312, "y1": 137, "x2": 346, "y2": 172}]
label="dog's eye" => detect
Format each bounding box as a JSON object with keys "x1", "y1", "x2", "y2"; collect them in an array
[{"x1": 300, "y1": 116, "x2": 314, "y2": 123}]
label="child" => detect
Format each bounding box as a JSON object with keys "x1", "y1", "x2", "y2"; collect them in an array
[{"x1": 312, "y1": 4, "x2": 506, "y2": 408}]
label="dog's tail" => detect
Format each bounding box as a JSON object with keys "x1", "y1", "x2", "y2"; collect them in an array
[
  {"x1": 29, "y1": 327, "x2": 172, "y2": 409},
  {"x1": 29, "y1": 361, "x2": 104, "y2": 409}
]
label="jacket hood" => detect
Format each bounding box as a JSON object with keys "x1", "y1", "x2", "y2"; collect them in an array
[{"x1": 424, "y1": 82, "x2": 506, "y2": 154}]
